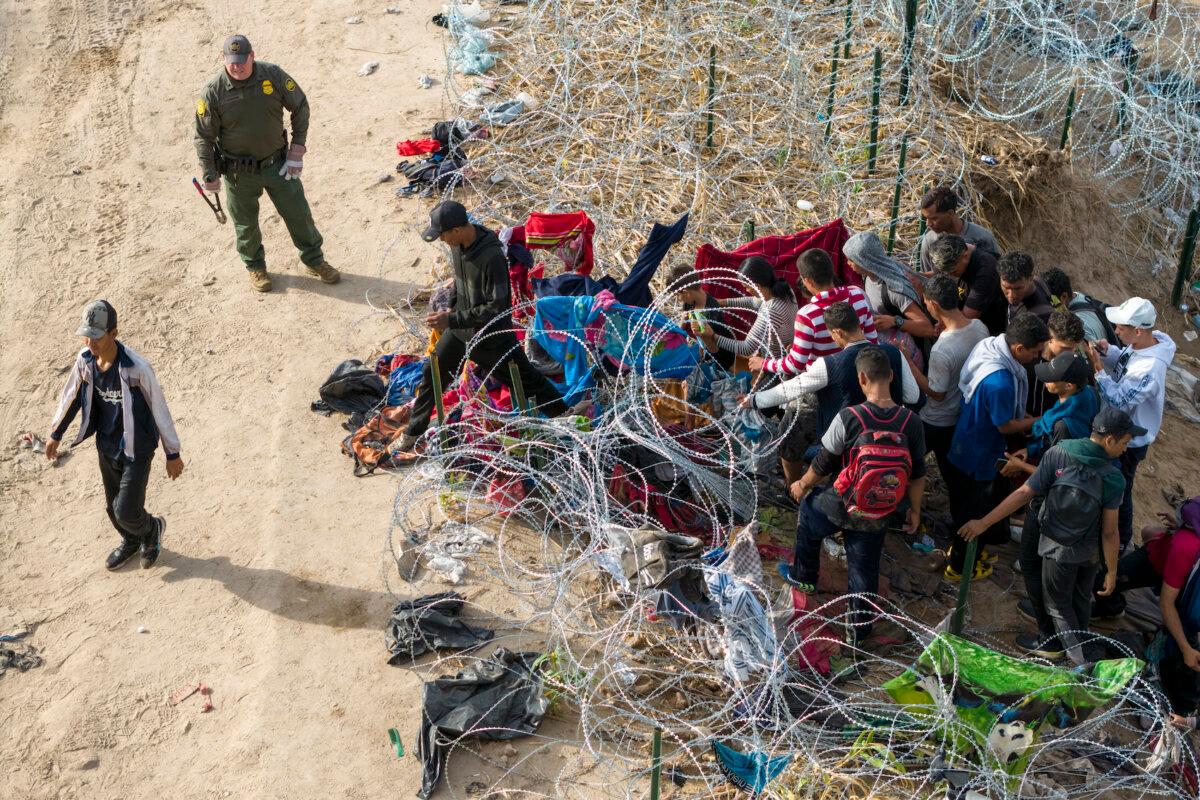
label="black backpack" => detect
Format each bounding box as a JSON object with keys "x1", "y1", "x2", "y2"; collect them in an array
[
  {"x1": 1038, "y1": 457, "x2": 1119, "y2": 546},
  {"x1": 1069, "y1": 294, "x2": 1120, "y2": 346}
]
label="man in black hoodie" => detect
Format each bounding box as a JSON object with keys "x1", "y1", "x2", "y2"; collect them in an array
[{"x1": 396, "y1": 201, "x2": 567, "y2": 451}]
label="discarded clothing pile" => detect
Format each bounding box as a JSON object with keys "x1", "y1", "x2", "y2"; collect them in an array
[
  {"x1": 0, "y1": 643, "x2": 42, "y2": 678},
  {"x1": 395, "y1": 119, "x2": 487, "y2": 197},
  {"x1": 417, "y1": 648, "x2": 548, "y2": 799},
  {"x1": 444, "y1": 3, "x2": 499, "y2": 75},
  {"x1": 705, "y1": 525, "x2": 778, "y2": 682},
  {"x1": 421, "y1": 522, "x2": 496, "y2": 584},
  {"x1": 531, "y1": 290, "x2": 699, "y2": 406},
  {"x1": 385, "y1": 591, "x2": 494, "y2": 663},
  {"x1": 531, "y1": 213, "x2": 689, "y2": 310},
  {"x1": 312, "y1": 359, "x2": 386, "y2": 416},
  {"x1": 694, "y1": 218, "x2": 856, "y2": 332},
  {"x1": 883, "y1": 633, "x2": 1142, "y2": 773}
]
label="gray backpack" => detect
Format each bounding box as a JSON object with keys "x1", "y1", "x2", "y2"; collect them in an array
[{"x1": 1038, "y1": 457, "x2": 1119, "y2": 546}]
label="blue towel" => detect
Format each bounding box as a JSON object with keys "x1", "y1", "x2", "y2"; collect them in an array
[{"x1": 711, "y1": 740, "x2": 792, "y2": 795}]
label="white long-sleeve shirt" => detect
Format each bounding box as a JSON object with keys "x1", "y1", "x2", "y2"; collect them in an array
[{"x1": 751, "y1": 338, "x2": 920, "y2": 409}]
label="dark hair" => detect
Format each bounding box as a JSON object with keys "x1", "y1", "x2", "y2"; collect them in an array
[
  {"x1": 924, "y1": 273, "x2": 960, "y2": 310},
  {"x1": 1048, "y1": 310, "x2": 1084, "y2": 343},
  {"x1": 928, "y1": 235, "x2": 968, "y2": 273},
  {"x1": 1042, "y1": 267, "x2": 1072, "y2": 299},
  {"x1": 667, "y1": 264, "x2": 699, "y2": 290},
  {"x1": 997, "y1": 251, "x2": 1035, "y2": 283},
  {"x1": 920, "y1": 186, "x2": 961, "y2": 213},
  {"x1": 797, "y1": 248, "x2": 835, "y2": 287},
  {"x1": 739, "y1": 256, "x2": 795, "y2": 302},
  {"x1": 824, "y1": 301, "x2": 860, "y2": 333},
  {"x1": 1006, "y1": 312, "x2": 1051, "y2": 349},
  {"x1": 855, "y1": 345, "x2": 893, "y2": 383}
]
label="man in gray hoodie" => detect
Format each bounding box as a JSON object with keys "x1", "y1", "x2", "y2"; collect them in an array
[{"x1": 1083, "y1": 297, "x2": 1176, "y2": 552}]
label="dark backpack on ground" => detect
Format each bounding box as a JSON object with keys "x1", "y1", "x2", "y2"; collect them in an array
[
  {"x1": 1037, "y1": 457, "x2": 1120, "y2": 546},
  {"x1": 832, "y1": 405, "x2": 914, "y2": 524},
  {"x1": 1069, "y1": 294, "x2": 1120, "y2": 346}
]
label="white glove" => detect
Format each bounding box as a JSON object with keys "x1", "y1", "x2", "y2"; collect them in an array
[
  {"x1": 280, "y1": 158, "x2": 303, "y2": 179},
  {"x1": 280, "y1": 144, "x2": 305, "y2": 180}
]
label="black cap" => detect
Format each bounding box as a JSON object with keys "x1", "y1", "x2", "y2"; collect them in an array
[
  {"x1": 1092, "y1": 406, "x2": 1148, "y2": 439},
  {"x1": 421, "y1": 201, "x2": 469, "y2": 242},
  {"x1": 1034, "y1": 352, "x2": 1091, "y2": 387},
  {"x1": 223, "y1": 34, "x2": 252, "y2": 64}
]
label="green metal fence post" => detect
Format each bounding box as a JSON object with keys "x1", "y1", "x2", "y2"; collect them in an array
[
  {"x1": 867, "y1": 47, "x2": 882, "y2": 174},
  {"x1": 1171, "y1": 209, "x2": 1200, "y2": 308},
  {"x1": 886, "y1": 134, "x2": 910, "y2": 256}
]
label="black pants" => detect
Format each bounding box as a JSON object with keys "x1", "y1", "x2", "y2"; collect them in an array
[
  {"x1": 923, "y1": 421, "x2": 956, "y2": 485},
  {"x1": 406, "y1": 331, "x2": 568, "y2": 438},
  {"x1": 1042, "y1": 557, "x2": 1101, "y2": 665},
  {"x1": 1117, "y1": 444, "x2": 1149, "y2": 550},
  {"x1": 1020, "y1": 499, "x2": 1057, "y2": 638},
  {"x1": 1092, "y1": 544, "x2": 1160, "y2": 617},
  {"x1": 943, "y1": 460, "x2": 1007, "y2": 572},
  {"x1": 97, "y1": 450, "x2": 155, "y2": 543},
  {"x1": 793, "y1": 491, "x2": 885, "y2": 642}
]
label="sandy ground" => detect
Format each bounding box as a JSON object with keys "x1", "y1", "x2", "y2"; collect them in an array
[
  {"x1": 4, "y1": 1, "x2": 1200, "y2": 799},
  {"x1": 0, "y1": 1, "x2": 476, "y2": 797}
]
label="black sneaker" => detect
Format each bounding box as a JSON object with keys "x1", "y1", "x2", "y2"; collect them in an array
[
  {"x1": 105, "y1": 539, "x2": 140, "y2": 571},
  {"x1": 1016, "y1": 631, "x2": 1064, "y2": 659},
  {"x1": 141, "y1": 516, "x2": 165, "y2": 569},
  {"x1": 1017, "y1": 597, "x2": 1037, "y2": 624}
]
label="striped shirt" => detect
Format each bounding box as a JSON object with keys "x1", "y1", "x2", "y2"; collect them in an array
[
  {"x1": 762, "y1": 285, "x2": 878, "y2": 376},
  {"x1": 712, "y1": 296, "x2": 798, "y2": 359}
]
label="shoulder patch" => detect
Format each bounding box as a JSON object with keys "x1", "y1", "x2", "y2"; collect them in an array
[
  {"x1": 196, "y1": 98, "x2": 207, "y2": 116},
  {"x1": 285, "y1": 78, "x2": 296, "y2": 91},
  {"x1": 262, "y1": 79, "x2": 274, "y2": 95}
]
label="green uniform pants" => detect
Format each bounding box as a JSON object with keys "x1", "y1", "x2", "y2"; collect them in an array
[{"x1": 224, "y1": 156, "x2": 324, "y2": 270}]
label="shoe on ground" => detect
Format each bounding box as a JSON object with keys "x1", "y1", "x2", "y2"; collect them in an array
[
  {"x1": 248, "y1": 268, "x2": 273, "y2": 292},
  {"x1": 106, "y1": 539, "x2": 140, "y2": 571},
  {"x1": 304, "y1": 260, "x2": 341, "y2": 284},
  {"x1": 141, "y1": 515, "x2": 165, "y2": 569},
  {"x1": 777, "y1": 562, "x2": 815, "y2": 593},
  {"x1": 1017, "y1": 597, "x2": 1037, "y2": 624},
  {"x1": 1013, "y1": 557, "x2": 1023, "y2": 574},
  {"x1": 943, "y1": 560, "x2": 994, "y2": 582},
  {"x1": 1016, "y1": 631, "x2": 1064, "y2": 659}
]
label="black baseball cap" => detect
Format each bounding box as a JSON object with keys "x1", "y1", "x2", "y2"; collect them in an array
[
  {"x1": 421, "y1": 201, "x2": 469, "y2": 242},
  {"x1": 1092, "y1": 406, "x2": 1147, "y2": 439},
  {"x1": 223, "y1": 34, "x2": 252, "y2": 64},
  {"x1": 1034, "y1": 352, "x2": 1091, "y2": 387}
]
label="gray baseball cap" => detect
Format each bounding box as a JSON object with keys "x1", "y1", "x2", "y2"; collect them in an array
[
  {"x1": 76, "y1": 300, "x2": 117, "y2": 339},
  {"x1": 223, "y1": 34, "x2": 252, "y2": 64}
]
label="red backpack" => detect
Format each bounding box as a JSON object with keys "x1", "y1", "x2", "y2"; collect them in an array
[{"x1": 832, "y1": 405, "x2": 913, "y2": 523}]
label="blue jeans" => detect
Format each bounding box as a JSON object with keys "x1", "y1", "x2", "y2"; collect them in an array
[
  {"x1": 1117, "y1": 444, "x2": 1149, "y2": 550},
  {"x1": 793, "y1": 491, "x2": 886, "y2": 641}
]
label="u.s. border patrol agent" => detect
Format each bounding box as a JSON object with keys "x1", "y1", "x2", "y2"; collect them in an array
[{"x1": 193, "y1": 34, "x2": 340, "y2": 292}]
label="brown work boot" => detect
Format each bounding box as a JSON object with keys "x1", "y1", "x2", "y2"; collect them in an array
[
  {"x1": 304, "y1": 260, "x2": 341, "y2": 284},
  {"x1": 248, "y1": 269, "x2": 273, "y2": 293}
]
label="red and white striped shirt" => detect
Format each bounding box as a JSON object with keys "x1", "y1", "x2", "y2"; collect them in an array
[{"x1": 762, "y1": 285, "x2": 878, "y2": 375}]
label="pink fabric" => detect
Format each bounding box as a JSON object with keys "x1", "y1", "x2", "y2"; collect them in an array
[{"x1": 519, "y1": 211, "x2": 597, "y2": 276}]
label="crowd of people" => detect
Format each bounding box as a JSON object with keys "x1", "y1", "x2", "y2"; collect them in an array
[{"x1": 42, "y1": 25, "x2": 1199, "y2": 722}]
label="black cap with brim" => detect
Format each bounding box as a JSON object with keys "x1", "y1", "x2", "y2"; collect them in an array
[
  {"x1": 223, "y1": 34, "x2": 252, "y2": 64},
  {"x1": 422, "y1": 200, "x2": 468, "y2": 242},
  {"x1": 1034, "y1": 352, "x2": 1091, "y2": 387},
  {"x1": 1092, "y1": 406, "x2": 1148, "y2": 439}
]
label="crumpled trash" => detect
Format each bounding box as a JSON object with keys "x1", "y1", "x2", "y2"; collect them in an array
[
  {"x1": 1, "y1": 643, "x2": 42, "y2": 677},
  {"x1": 417, "y1": 648, "x2": 548, "y2": 799},
  {"x1": 14, "y1": 432, "x2": 46, "y2": 454},
  {"x1": 357, "y1": 60, "x2": 380, "y2": 77},
  {"x1": 426, "y1": 555, "x2": 466, "y2": 584},
  {"x1": 443, "y1": 0, "x2": 490, "y2": 24},
  {"x1": 417, "y1": 74, "x2": 434, "y2": 89},
  {"x1": 480, "y1": 99, "x2": 525, "y2": 126},
  {"x1": 385, "y1": 592, "x2": 494, "y2": 663},
  {"x1": 459, "y1": 86, "x2": 494, "y2": 108},
  {"x1": 345, "y1": 14, "x2": 363, "y2": 23},
  {"x1": 1166, "y1": 362, "x2": 1200, "y2": 425}
]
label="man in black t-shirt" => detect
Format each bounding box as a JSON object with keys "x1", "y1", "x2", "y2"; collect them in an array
[
  {"x1": 998, "y1": 251, "x2": 1055, "y2": 324},
  {"x1": 928, "y1": 234, "x2": 1007, "y2": 335},
  {"x1": 779, "y1": 346, "x2": 927, "y2": 643},
  {"x1": 47, "y1": 301, "x2": 184, "y2": 570}
]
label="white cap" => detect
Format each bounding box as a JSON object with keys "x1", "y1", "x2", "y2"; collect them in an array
[{"x1": 1105, "y1": 297, "x2": 1157, "y2": 328}]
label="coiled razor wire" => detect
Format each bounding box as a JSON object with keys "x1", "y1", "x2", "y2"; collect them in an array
[
  {"x1": 430, "y1": 0, "x2": 1200, "y2": 277},
  {"x1": 375, "y1": 0, "x2": 1200, "y2": 795},
  {"x1": 377, "y1": 275, "x2": 1193, "y2": 799}
]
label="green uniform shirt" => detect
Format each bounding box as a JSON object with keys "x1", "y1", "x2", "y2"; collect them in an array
[{"x1": 193, "y1": 61, "x2": 310, "y2": 180}]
